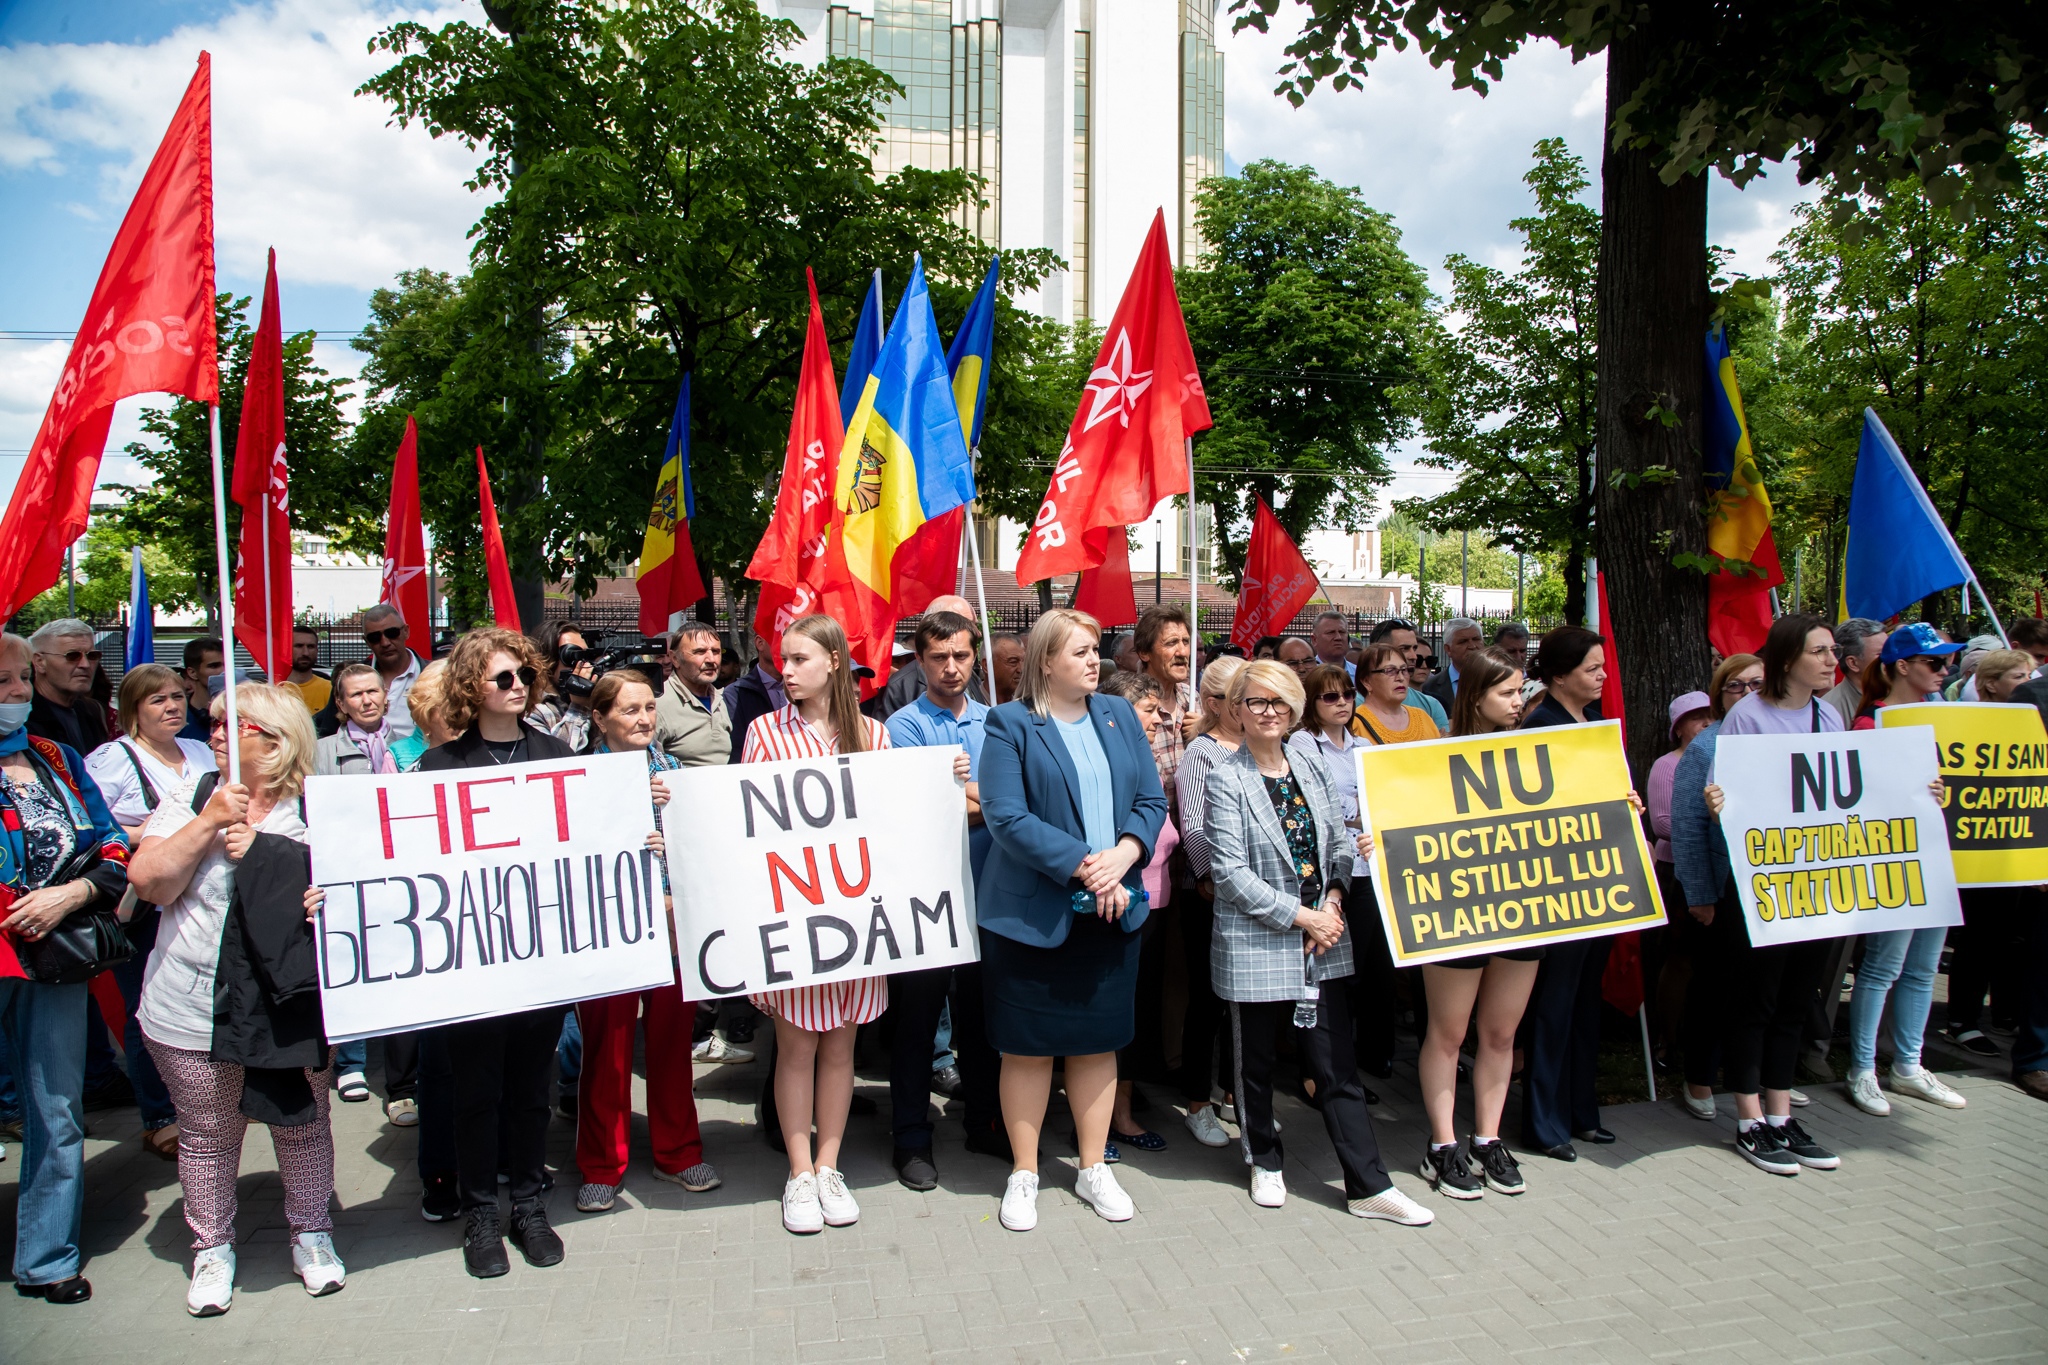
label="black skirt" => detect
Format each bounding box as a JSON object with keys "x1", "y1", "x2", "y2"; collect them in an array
[{"x1": 980, "y1": 912, "x2": 1143, "y2": 1057}]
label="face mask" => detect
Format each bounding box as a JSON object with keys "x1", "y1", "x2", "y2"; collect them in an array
[{"x1": 0, "y1": 701, "x2": 31, "y2": 735}]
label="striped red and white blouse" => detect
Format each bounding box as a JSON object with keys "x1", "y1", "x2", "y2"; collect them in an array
[{"x1": 741, "y1": 704, "x2": 892, "y2": 1032}]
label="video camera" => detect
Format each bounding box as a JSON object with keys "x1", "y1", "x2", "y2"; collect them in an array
[{"x1": 558, "y1": 633, "x2": 668, "y2": 702}]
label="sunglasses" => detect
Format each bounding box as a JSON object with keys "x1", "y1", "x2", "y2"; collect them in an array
[
  {"x1": 209, "y1": 719, "x2": 272, "y2": 738},
  {"x1": 1317, "y1": 690, "x2": 1351, "y2": 705},
  {"x1": 1369, "y1": 666, "x2": 1413, "y2": 678},
  {"x1": 488, "y1": 667, "x2": 539, "y2": 691},
  {"x1": 42, "y1": 649, "x2": 102, "y2": 665},
  {"x1": 363, "y1": 626, "x2": 405, "y2": 645},
  {"x1": 1721, "y1": 677, "x2": 1764, "y2": 694},
  {"x1": 1378, "y1": 618, "x2": 1414, "y2": 633}
]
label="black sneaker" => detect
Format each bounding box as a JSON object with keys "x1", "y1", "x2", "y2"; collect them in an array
[
  {"x1": 1419, "y1": 1143, "x2": 1484, "y2": 1200},
  {"x1": 1470, "y1": 1138, "x2": 1526, "y2": 1195},
  {"x1": 1734, "y1": 1122, "x2": 1800, "y2": 1176},
  {"x1": 509, "y1": 1202, "x2": 565, "y2": 1267},
  {"x1": 1778, "y1": 1118, "x2": 1840, "y2": 1170},
  {"x1": 463, "y1": 1206, "x2": 510, "y2": 1278},
  {"x1": 420, "y1": 1172, "x2": 460, "y2": 1223},
  {"x1": 894, "y1": 1147, "x2": 939, "y2": 1192}
]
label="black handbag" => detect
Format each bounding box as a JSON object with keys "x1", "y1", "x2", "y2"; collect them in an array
[{"x1": 16, "y1": 842, "x2": 133, "y2": 985}]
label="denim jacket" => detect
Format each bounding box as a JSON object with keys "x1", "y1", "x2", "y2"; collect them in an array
[
  {"x1": 1669, "y1": 722, "x2": 1729, "y2": 907},
  {"x1": 0, "y1": 736, "x2": 130, "y2": 905}
]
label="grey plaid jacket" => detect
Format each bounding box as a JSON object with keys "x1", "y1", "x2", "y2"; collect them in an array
[{"x1": 1204, "y1": 746, "x2": 1356, "y2": 1003}]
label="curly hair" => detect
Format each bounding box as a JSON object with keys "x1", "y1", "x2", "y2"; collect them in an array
[{"x1": 442, "y1": 627, "x2": 547, "y2": 734}]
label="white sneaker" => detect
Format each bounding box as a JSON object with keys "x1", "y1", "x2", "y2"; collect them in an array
[
  {"x1": 781, "y1": 1173, "x2": 824, "y2": 1234},
  {"x1": 1349, "y1": 1186, "x2": 1435, "y2": 1226},
  {"x1": 692, "y1": 1035, "x2": 756, "y2": 1064},
  {"x1": 1846, "y1": 1071, "x2": 1891, "y2": 1116},
  {"x1": 815, "y1": 1166, "x2": 860, "y2": 1226},
  {"x1": 1681, "y1": 1089, "x2": 1716, "y2": 1120},
  {"x1": 1074, "y1": 1162, "x2": 1135, "y2": 1221},
  {"x1": 1889, "y1": 1068, "x2": 1967, "y2": 1109},
  {"x1": 291, "y1": 1232, "x2": 346, "y2": 1297},
  {"x1": 999, "y1": 1169, "x2": 1040, "y2": 1231},
  {"x1": 1184, "y1": 1106, "x2": 1230, "y2": 1148},
  {"x1": 1789, "y1": 1088, "x2": 1812, "y2": 1108},
  {"x1": 187, "y1": 1244, "x2": 235, "y2": 1317},
  {"x1": 1250, "y1": 1167, "x2": 1287, "y2": 1208}
]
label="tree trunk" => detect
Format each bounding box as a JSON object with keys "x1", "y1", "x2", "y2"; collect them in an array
[
  {"x1": 1562, "y1": 547, "x2": 1587, "y2": 626},
  {"x1": 1594, "y1": 15, "x2": 1715, "y2": 786}
]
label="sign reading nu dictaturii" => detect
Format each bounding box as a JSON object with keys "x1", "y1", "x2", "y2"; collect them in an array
[
  {"x1": 665, "y1": 747, "x2": 978, "y2": 1001},
  {"x1": 1713, "y1": 726, "x2": 1963, "y2": 946},
  {"x1": 1356, "y1": 720, "x2": 1664, "y2": 965}
]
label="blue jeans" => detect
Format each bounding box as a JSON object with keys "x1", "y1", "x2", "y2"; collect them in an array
[
  {"x1": 2015, "y1": 892, "x2": 2048, "y2": 1078},
  {"x1": 334, "y1": 1039, "x2": 368, "y2": 1078},
  {"x1": 556, "y1": 1008, "x2": 582, "y2": 1094},
  {"x1": 0, "y1": 978, "x2": 88, "y2": 1285},
  {"x1": 1849, "y1": 927, "x2": 1948, "y2": 1072}
]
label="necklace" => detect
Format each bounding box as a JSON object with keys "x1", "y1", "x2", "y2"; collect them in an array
[{"x1": 484, "y1": 735, "x2": 525, "y2": 765}]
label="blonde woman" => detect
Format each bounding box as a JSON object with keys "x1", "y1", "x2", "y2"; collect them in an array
[
  {"x1": 977, "y1": 609, "x2": 1168, "y2": 1232},
  {"x1": 1171, "y1": 654, "x2": 1247, "y2": 1147},
  {"x1": 742, "y1": 615, "x2": 892, "y2": 1236},
  {"x1": 129, "y1": 684, "x2": 341, "y2": 1315}
]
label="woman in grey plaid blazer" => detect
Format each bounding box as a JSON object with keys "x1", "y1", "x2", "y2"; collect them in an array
[{"x1": 1204, "y1": 660, "x2": 1434, "y2": 1226}]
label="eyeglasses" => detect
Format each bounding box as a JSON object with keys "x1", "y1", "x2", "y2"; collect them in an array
[
  {"x1": 487, "y1": 667, "x2": 539, "y2": 691},
  {"x1": 210, "y1": 719, "x2": 272, "y2": 738},
  {"x1": 1721, "y1": 677, "x2": 1764, "y2": 694},
  {"x1": 1805, "y1": 644, "x2": 1842, "y2": 660},
  {"x1": 41, "y1": 649, "x2": 102, "y2": 665},
  {"x1": 1369, "y1": 666, "x2": 1413, "y2": 679},
  {"x1": 1240, "y1": 696, "x2": 1289, "y2": 715},
  {"x1": 363, "y1": 626, "x2": 405, "y2": 645},
  {"x1": 1316, "y1": 690, "x2": 1350, "y2": 706}
]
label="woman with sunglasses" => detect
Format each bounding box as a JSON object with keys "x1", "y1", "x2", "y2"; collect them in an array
[
  {"x1": 1348, "y1": 642, "x2": 1440, "y2": 746},
  {"x1": 740, "y1": 615, "x2": 892, "y2": 1236},
  {"x1": 1206, "y1": 660, "x2": 1432, "y2": 1225},
  {"x1": 415, "y1": 628, "x2": 579, "y2": 1277}
]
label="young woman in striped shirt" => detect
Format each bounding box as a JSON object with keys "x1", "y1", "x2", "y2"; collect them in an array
[{"x1": 741, "y1": 614, "x2": 892, "y2": 1235}]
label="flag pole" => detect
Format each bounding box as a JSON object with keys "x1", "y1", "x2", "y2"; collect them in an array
[
  {"x1": 1186, "y1": 437, "x2": 1200, "y2": 694},
  {"x1": 261, "y1": 493, "x2": 274, "y2": 679},
  {"x1": 965, "y1": 446, "x2": 996, "y2": 702},
  {"x1": 208, "y1": 406, "x2": 240, "y2": 784}
]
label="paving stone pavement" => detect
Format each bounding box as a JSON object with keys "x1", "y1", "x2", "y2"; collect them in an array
[{"x1": 4, "y1": 1046, "x2": 2045, "y2": 1364}]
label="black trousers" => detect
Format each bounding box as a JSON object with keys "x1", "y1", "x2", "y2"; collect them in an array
[
  {"x1": 381, "y1": 1031, "x2": 420, "y2": 1101},
  {"x1": 444, "y1": 1006, "x2": 560, "y2": 1211},
  {"x1": 1949, "y1": 887, "x2": 2029, "y2": 1033},
  {"x1": 1674, "y1": 897, "x2": 1744, "y2": 1090},
  {"x1": 1519, "y1": 936, "x2": 1611, "y2": 1148},
  {"x1": 888, "y1": 963, "x2": 999, "y2": 1150},
  {"x1": 1728, "y1": 927, "x2": 1829, "y2": 1096},
  {"x1": 415, "y1": 1029, "x2": 457, "y2": 1181},
  {"x1": 1343, "y1": 879, "x2": 1399, "y2": 1076},
  {"x1": 1228, "y1": 988, "x2": 1390, "y2": 1199},
  {"x1": 1174, "y1": 898, "x2": 1228, "y2": 1104}
]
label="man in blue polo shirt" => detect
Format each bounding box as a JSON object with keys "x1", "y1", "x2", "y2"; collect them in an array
[{"x1": 882, "y1": 610, "x2": 1007, "y2": 1187}]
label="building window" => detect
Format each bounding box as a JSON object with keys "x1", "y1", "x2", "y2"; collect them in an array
[{"x1": 1179, "y1": 1, "x2": 1224, "y2": 266}]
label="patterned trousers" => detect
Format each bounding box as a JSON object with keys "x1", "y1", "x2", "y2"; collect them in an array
[{"x1": 144, "y1": 1035, "x2": 335, "y2": 1251}]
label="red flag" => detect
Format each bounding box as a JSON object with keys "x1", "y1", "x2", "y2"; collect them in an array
[
  {"x1": 381, "y1": 415, "x2": 433, "y2": 657},
  {"x1": 0, "y1": 53, "x2": 216, "y2": 618},
  {"x1": 477, "y1": 446, "x2": 520, "y2": 631},
  {"x1": 890, "y1": 506, "x2": 965, "y2": 616},
  {"x1": 1230, "y1": 500, "x2": 1320, "y2": 652},
  {"x1": 230, "y1": 250, "x2": 292, "y2": 679},
  {"x1": 1015, "y1": 209, "x2": 1211, "y2": 588},
  {"x1": 1706, "y1": 527, "x2": 1781, "y2": 658},
  {"x1": 1596, "y1": 570, "x2": 1625, "y2": 748},
  {"x1": 1072, "y1": 532, "x2": 1138, "y2": 628},
  {"x1": 747, "y1": 270, "x2": 853, "y2": 670}
]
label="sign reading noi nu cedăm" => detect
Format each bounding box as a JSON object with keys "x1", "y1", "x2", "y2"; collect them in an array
[
  {"x1": 665, "y1": 746, "x2": 978, "y2": 1002},
  {"x1": 306, "y1": 752, "x2": 672, "y2": 1043}
]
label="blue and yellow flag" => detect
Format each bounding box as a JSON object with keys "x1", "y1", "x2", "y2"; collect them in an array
[
  {"x1": 839, "y1": 269, "x2": 886, "y2": 430},
  {"x1": 834, "y1": 255, "x2": 975, "y2": 605},
  {"x1": 946, "y1": 256, "x2": 1000, "y2": 449},
  {"x1": 1843, "y1": 408, "x2": 1971, "y2": 623}
]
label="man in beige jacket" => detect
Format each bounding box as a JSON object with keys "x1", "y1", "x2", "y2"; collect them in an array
[{"x1": 655, "y1": 623, "x2": 733, "y2": 768}]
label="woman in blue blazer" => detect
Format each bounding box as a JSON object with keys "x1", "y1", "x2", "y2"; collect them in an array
[{"x1": 976, "y1": 609, "x2": 1167, "y2": 1234}]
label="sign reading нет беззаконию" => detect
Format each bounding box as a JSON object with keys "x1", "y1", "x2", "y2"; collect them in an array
[
  {"x1": 1878, "y1": 701, "x2": 2048, "y2": 887},
  {"x1": 306, "y1": 751, "x2": 671, "y2": 1043},
  {"x1": 1713, "y1": 726, "x2": 1962, "y2": 947},
  {"x1": 664, "y1": 746, "x2": 978, "y2": 1002},
  {"x1": 1357, "y1": 720, "x2": 1665, "y2": 966}
]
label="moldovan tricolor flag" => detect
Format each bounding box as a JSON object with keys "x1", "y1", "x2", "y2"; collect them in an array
[
  {"x1": 1703, "y1": 325, "x2": 1782, "y2": 656},
  {"x1": 231, "y1": 250, "x2": 292, "y2": 680},
  {"x1": 0, "y1": 53, "x2": 216, "y2": 618},
  {"x1": 1229, "y1": 500, "x2": 1319, "y2": 651},
  {"x1": 382, "y1": 416, "x2": 432, "y2": 657},
  {"x1": 747, "y1": 269, "x2": 847, "y2": 664},
  {"x1": 636, "y1": 374, "x2": 707, "y2": 635},
  {"x1": 1015, "y1": 209, "x2": 1210, "y2": 591},
  {"x1": 477, "y1": 446, "x2": 519, "y2": 631}
]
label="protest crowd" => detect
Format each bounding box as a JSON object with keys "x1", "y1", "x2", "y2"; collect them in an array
[{"x1": 2, "y1": 54, "x2": 2046, "y2": 1324}]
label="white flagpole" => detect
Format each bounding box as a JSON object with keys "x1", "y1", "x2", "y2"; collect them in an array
[
  {"x1": 261, "y1": 493, "x2": 274, "y2": 679},
  {"x1": 208, "y1": 406, "x2": 240, "y2": 784},
  {"x1": 965, "y1": 446, "x2": 996, "y2": 702},
  {"x1": 1186, "y1": 437, "x2": 1200, "y2": 695}
]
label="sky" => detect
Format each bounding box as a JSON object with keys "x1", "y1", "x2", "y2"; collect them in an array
[{"x1": 0, "y1": 0, "x2": 1818, "y2": 513}]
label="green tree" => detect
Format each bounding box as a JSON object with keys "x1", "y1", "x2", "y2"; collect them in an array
[
  {"x1": 103, "y1": 291, "x2": 366, "y2": 625},
  {"x1": 1177, "y1": 159, "x2": 1435, "y2": 586},
  {"x1": 18, "y1": 523, "x2": 197, "y2": 629},
  {"x1": 1406, "y1": 139, "x2": 1598, "y2": 623},
  {"x1": 1228, "y1": 0, "x2": 2048, "y2": 779},
  {"x1": 360, "y1": 0, "x2": 1059, "y2": 623}
]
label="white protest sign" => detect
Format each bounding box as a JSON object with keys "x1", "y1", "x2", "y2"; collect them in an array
[
  {"x1": 666, "y1": 746, "x2": 977, "y2": 1002},
  {"x1": 1714, "y1": 727, "x2": 1962, "y2": 947},
  {"x1": 306, "y1": 751, "x2": 671, "y2": 1042}
]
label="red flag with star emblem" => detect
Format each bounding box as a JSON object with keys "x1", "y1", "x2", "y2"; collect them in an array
[
  {"x1": 1229, "y1": 499, "x2": 1320, "y2": 652},
  {"x1": 380, "y1": 415, "x2": 433, "y2": 657},
  {"x1": 1015, "y1": 209, "x2": 1211, "y2": 586}
]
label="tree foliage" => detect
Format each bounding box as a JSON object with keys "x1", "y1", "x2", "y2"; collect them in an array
[
  {"x1": 1406, "y1": 138, "x2": 1597, "y2": 622},
  {"x1": 19, "y1": 523, "x2": 197, "y2": 630},
  {"x1": 358, "y1": 0, "x2": 1062, "y2": 619},
  {"x1": 1177, "y1": 159, "x2": 1435, "y2": 587}
]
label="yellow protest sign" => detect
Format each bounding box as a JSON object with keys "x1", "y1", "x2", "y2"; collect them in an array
[
  {"x1": 1878, "y1": 701, "x2": 2048, "y2": 886},
  {"x1": 1356, "y1": 720, "x2": 1664, "y2": 965}
]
